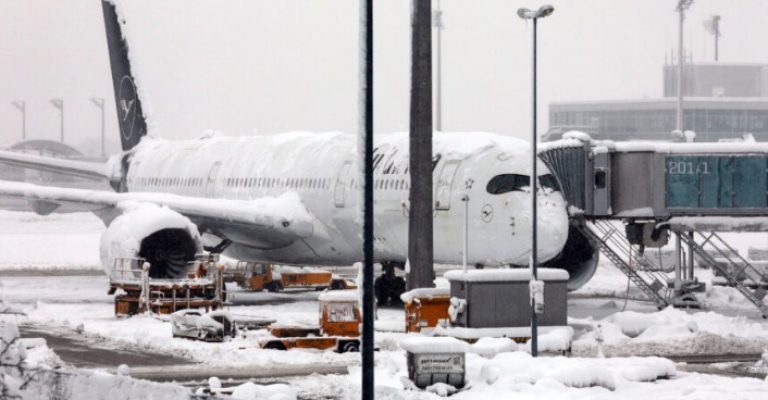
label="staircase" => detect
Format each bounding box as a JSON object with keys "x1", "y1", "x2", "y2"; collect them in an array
[
  {"x1": 579, "y1": 220, "x2": 671, "y2": 309},
  {"x1": 680, "y1": 232, "x2": 768, "y2": 318}
]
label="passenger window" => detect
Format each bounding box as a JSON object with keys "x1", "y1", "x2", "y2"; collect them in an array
[
  {"x1": 486, "y1": 174, "x2": 531, "y2": 194},
  {"x1": 595, "y1": 170, "x2": 607, "y2": 189}
]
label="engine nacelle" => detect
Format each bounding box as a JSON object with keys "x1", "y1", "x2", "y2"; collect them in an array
[
  {"x1": 541, "y1": 225, "x2": 600, "y2": 291},
  {"x1": 100, "y1": 203, "x2": 202, "y2": 279}
]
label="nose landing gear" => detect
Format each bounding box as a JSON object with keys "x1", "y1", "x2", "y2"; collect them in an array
[{"x1": 374, "y1": 261, "x2": 406, "y2": 305}]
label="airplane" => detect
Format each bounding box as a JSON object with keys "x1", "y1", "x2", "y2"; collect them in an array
[{"x1": 0, "y1": 1, "x2": 598, "y2": 303}]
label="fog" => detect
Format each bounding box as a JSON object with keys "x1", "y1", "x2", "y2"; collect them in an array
[{"x1": 1, "y1": 0, "x2": 768, "y2": 155}]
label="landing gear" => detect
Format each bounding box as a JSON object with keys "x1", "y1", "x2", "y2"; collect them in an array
[{"x1": 374, "y1": 261, "x2": 406, "y2": 305}]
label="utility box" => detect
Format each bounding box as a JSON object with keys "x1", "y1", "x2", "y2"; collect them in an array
[
  {"x1": 444, "y1": 269, "x2": 569, "y2": 329},
  {"x1": 401, "y1": 337, "x2": 467, "y2": 390},
  {"x1": 400, "y1": 288, "x2": 451, "y2": 333}
]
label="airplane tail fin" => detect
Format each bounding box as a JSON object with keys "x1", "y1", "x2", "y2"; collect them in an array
[{"x1": 101, "y1": 0, "x2": 148, "y2": 152}]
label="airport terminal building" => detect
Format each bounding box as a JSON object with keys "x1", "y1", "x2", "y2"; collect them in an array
[{"x1": 546, "y1": 63, "x2": 768, "y2": 142}]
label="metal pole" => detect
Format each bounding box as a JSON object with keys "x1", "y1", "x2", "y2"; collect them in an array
[
  {"x1": 687, "y1": 231, "x2": 695, "y2": 281},
  {"x1": 530, "y1": 15, "x2": 539, "y2": 358},
  {"x1": 676, "y1": 9, "x2": 684, "y2": 131},
  {"x1": 674, "y1": 233, "x2": 682, "y2": 291},
  {"x1": 360, "y1": 0, "x2": 374, "y2": 398},
  {"x1": 100, "y1": 100, "x2": 106, "y2": 157},
  {"x1": 462, "y1": 195, "x2": 469, "y2": 273},
  {"x1": 12, "y1": 101, "x2": 26, "y2": 141},
  {"x1": 60, "y1": 101, "x2": 65, "y2": 144},
  {"x1": 434, "y1": 0, "x2": 443, "y2": 132}
]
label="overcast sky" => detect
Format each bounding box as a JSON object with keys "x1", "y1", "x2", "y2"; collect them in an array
[{"x1": 2, "y1": 0, "x2": 768, "y2": 155}]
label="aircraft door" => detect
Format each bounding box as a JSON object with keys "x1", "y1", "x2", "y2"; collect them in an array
[
  {"x1": 205, "y1": 161, "x2": 222, "y2": 198},
  {"x1": 334, "y1": 160, "x2": 353, "y2": 208},
  {"x1": 435, "y1": 160, "x2": 461, "y2": 210}
]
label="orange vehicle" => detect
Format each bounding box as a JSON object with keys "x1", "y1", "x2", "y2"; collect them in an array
[
  {"x1": 230, "y1": 261, "x2": 355, "y2": 292},
  {"x1": 401, "y1": 288, "x2": 451, "y2": 333},
  {"x1": 259, "y1": 290, "x2": 362, "y2": 352}
]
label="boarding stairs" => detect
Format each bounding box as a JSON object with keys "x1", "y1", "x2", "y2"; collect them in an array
[
  {"x1": 578, "y1": 220, "x2": 671, "y2": 309},
  {"x1": 679, "y1": 232, "x2": 768, "y2": 318}
]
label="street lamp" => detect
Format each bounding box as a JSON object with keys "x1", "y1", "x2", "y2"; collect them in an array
[
  {"x1": 91, "y1": 97, "x2": 106, "y2": 158},
  {"x1": 11, "y1": 101, "x2": 26, "y2": 141},
  {"x1": 676, "y1": 0, "x2": 694, "y2": 132},
  {"x1": 517, "y1": 3, "x2": 554, "y2": 358},
  {"x1": 50, "y1": 98, "x2": 64, "y2": 144}
]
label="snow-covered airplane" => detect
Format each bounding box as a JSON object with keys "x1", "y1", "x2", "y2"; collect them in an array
[{"x1": 0, "y1": 1, "x2": 598, "y2": 300}]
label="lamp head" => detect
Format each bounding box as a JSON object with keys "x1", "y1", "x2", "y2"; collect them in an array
[
  {"x1": 535, "y1": 4, "x2": 554, "y2": 18},
  {"x1": 517, "y1": 8, "x2": 533, "y2": 19}
]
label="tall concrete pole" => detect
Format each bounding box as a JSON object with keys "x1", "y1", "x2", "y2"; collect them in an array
[{"x1": 408, "y1": 0, "x2": 435, "y2": 290}]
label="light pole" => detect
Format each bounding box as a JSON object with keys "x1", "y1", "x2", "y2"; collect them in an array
[
  {"x1": 433, "y1": 0, "x2": 444, "y2": 132},
  {"x1": 704, "y1": 15, "x2": 721, "y2": 62},
  {"x1": 50, "y1": 98, "x2": 64, "y2": 144},
  {"x1": 517, "y1": 3, "x2": 554, "y2": 358},
  {"x1": 91, "y1": 97, "x2": 106, "y2": 158},
  {"x1": 11, "y1": 101, "x2": 26, "y2": 141},
  {"x1": 676, "y1": 0, "x2": 694, "y2": 132}
]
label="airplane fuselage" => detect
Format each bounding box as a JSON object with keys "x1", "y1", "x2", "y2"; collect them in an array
[{"x1": 125, "y1": 131, "x2": 569, "y2": 267}]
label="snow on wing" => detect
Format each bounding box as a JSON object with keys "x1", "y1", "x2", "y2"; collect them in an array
[{"x1": 0, "y1": 180, "x2": 313, "y2": 248}]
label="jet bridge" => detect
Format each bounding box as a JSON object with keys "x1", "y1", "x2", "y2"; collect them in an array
[{"x1": 540, "y1": 133, "x2": 768, "y2": 317}]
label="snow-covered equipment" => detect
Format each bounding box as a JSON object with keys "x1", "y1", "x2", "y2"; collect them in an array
[
  {"x1": 226, "y1": 261, "x2": 355, "y2": 292},
  {"x1": 171, "y1": 309, "x2": 236, "y2": 342},
  {"x1": 109, "y1": 253, "x2": 224, "y2": 316},
  {"x1": 439, "y1": 268, "x2": 569, "y2": 343},
  {"x1": 401, "y1": 337, "x2": 467, "y2": 390},
  {"x1": 401, "y1": 287, "x2": 451, "y2": 333},
  {"x1": 259, "y1": 290, "x2": 362, "y2": 352}
]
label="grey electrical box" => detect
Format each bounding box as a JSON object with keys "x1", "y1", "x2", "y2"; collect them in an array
[{"x1": 444, "y1": 269, "x2": 569, "y2": 329}]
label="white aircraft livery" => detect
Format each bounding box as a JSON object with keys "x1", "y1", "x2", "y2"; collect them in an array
[{"x1": 0, "y1": 1, "x2": 599, "y2": 300}]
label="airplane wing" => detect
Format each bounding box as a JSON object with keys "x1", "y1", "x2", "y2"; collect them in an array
[
  {"x1": 0, "y1": 149, "x2": 118, "y2": 181},
  {"x1": 0, "y1": 180, "x2": 314, "y2": 249}
]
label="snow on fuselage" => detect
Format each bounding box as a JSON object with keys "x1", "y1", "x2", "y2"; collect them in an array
[{"x1": 124, "y1": 132, "x2": 569, "y2": 267}]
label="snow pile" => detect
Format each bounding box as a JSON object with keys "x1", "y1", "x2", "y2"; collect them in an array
[
  {"x1": 470, "y1": 337, "x2": 518, "y2": 357},
  {"x1": 477, "y1": 352, "x2": 675, "y2": 390},
  {"x1": 444, "y1": 268, "x2": 569, "y2": 282},
  {"x1": 573, "y1": 307, "x2": 768, "y2": 357},
  {"x1": 400, "y1": 287, "x2": 449, "y2": 304},
  {"x1": 229, "y1": 382, "x2": 296, "y2": 400},
  {"x1": 400, "y1": 336, "x2": 470, "y2": 354},
  {"x1": 525, "y1": 327, "x2": 574, "y2": 353}
]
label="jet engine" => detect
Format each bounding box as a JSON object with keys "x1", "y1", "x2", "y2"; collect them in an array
[
  {"x1": 541, "y1": 225, "x2": 600, "y2": 291},
  {"x1": 100, "y1": 203, "x2": 202, "y2": 279}
]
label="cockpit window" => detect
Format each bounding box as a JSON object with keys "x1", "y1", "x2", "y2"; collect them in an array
[
  {"x1": 539, "y1": 174, "x2": 561, "y2": 192},
  {"x1": 486, "y1": 174, "x2": 530, "y2": 194},
  {"x1": 486, "y1": 173, "x2": 561, "y2": 194}
]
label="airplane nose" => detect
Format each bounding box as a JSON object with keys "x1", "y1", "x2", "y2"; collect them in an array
[
  {"x1": 513, "y1": 194, "x2": 569, "y2": 262},
  {"x1": 536, "y1": 197, "x2": 569, "y2": 261}
]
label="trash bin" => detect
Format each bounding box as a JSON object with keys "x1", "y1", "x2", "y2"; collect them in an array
[{"x1": 401, "y1": 336, "x2": 468, "y2": 389}]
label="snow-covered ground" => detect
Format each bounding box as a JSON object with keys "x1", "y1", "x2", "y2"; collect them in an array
[{"x1": 1, "y1": 210, "x2": 768, "y2": 399}]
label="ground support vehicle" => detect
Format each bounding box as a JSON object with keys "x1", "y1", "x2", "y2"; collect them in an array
[
  {"x1": 227, "y1": 261, "x2": 355, "y2": 292},
  {"x1": 259, "y1": 290, "x2": 362, "y2": 352},
  {"x1": 109, "y1": 256, "x2": 224, "y2": 316},
  {"x1": 171, "y1": 309, "x2": 237, "y2": 342},
  {"x1": 401, "y1": 287, "x2": 451, "y2": 333}
]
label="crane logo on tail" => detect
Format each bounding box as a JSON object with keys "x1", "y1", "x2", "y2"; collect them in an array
[{"x1": 117, "y1": 75, "x2": 141, "y2": 141}]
